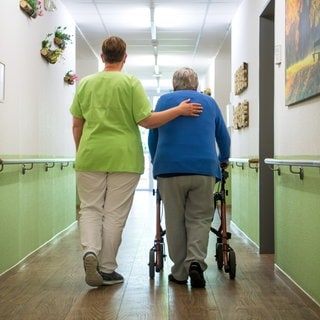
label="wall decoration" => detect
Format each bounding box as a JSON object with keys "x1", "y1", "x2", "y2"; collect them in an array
[
  {"x1": 203, "y1": 87, "x2": 211, "y2": 96},
  {"x1": 64, "y1": 70, "x2": 79, "y2": 85},
  {"x1": 0, "y1": 62, "x2": 5, "y2": 103},
  {"x1": 54, "y1": 26, "x2": 73, "y2": 49},
  {"x1": 40, "y1": 27, "x2": 72, "y2": 64},
  {"x1": 234, "y1": 62, "x2": 248, "y2": 95},
  {"x1": 40, "y1": 33, "x2": 63, "y2": 64},
  {"x1": 285, "y1": 0, "x2": 320, "y2": 106},
  {"x1": 233, "y1": 100, "x2": 249, "y2": 130},
  {"x1": 19, "y1": 0, "x2": 43, "y2": 18},
  {"x1": 44, "y1": 0, "x2": 56, "y2": 11}
]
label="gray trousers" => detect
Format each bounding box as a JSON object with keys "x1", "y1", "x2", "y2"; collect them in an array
[{"x1": 157, "y1": 175, "x2": 215, "y2": 281}]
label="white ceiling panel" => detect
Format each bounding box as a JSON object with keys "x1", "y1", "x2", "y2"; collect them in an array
[{"x1": 62, "y1": 0, "x2": 244, "y2": 94}]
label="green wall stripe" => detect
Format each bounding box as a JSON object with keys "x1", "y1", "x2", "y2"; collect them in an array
[
  {"x1": 231, "y1": 164, "x2": 259, "y2": 245},
  {"x1": 274, "y1": 164, "x2": 320, "y2": 304},
  {"x1": 231, "y1": 155, "x2": 320, "y2": 305},
  {"x1": 0, "y1": 160, "x2": 76, "y2": 274}
]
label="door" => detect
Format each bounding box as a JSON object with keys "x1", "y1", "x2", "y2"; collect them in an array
[{"x1": 259, "y1": 0, "x2": 275, "y2": 253}]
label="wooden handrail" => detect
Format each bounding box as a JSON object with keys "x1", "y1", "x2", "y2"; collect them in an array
[{"x1": 229, "y1": 157, "x2": 259, "y2": 172}]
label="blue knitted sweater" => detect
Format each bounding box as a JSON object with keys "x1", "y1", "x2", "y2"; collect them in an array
[{"x1": 148, "y1": 90, "x2": 230, "y2": 180}]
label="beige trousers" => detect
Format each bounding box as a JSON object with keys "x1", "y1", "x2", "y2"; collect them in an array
[
  {"x1": 76, "y1": 172, "x2": 140, "y2": 273},
  {"x1": 158, "y1": 175, "x2": 215, "y2": 281}
]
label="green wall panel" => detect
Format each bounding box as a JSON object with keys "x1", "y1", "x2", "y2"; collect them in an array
[
  {"x1": 274, "y1": 165, "x2": 320, "y2": 305},
  {"x1": 0, "y1": 166, "x2": 21, "y2": 271},
  {"x1": 231, "y1": 164, "x2": 259, "y2": 246},
  {"x1": 231, "y1": 156, "x2": 320, "y2": 305},
  {"x1": 0, "y1": 160, "x2": 76, "y2": 274}
]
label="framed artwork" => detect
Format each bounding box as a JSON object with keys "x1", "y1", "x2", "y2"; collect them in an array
[
  {"x1": 0, "y1": 62, "x2": 4, "y2": 103},
  {"x1": 285, "y1": 0, "x2": 320, "y2": 106}
]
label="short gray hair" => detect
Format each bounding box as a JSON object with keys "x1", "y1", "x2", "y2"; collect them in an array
[{"x1": 172, "y1": 67, "x2": 199, "y2": 91}]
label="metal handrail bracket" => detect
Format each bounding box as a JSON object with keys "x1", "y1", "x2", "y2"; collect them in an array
[
  {"x1": 229, "y1": 158, "x2": 247, "y2": 170},
  {"x1": 0, "y1": 158, "x2": 75, "y2": 175},
  {"x1": 229, "y1": 157, "x2": 259, "y2": 172},
  {"x1": 264, "y1": 158, "x2": 320, "y2": 180}
]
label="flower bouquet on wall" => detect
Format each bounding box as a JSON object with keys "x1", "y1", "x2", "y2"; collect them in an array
[
  {"x1": 64, "y1": 70, "x2": 79, "y2": 85},
  {"x1": 40, "y1": 34, "x2": 63, "y2": 64},
  {"x1": 54, "y1": 26, "x2": 73, "y2": 49},
  {"x1": 40, "y1": 27, "x2": 72, "y2": 64},
  {"x1": 19, "y1": 0, "x2": 43, "y2": 18}
]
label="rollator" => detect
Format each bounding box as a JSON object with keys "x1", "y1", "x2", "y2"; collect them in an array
[
  {"x1": 210, "y1": 168, "x2": 236, "y2": 279},
  {"x1": 148, "y1": 188, "x2": 166, "y2": 279}
]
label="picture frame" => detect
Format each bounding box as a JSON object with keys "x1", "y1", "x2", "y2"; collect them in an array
[
  {"x1": 285, "y1": 0, "x2": 320, "y2": 106},
  {"x1": 0, "y1": 62, "x2": 5, "y2": 103}
]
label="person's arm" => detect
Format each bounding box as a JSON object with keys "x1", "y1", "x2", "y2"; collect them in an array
[
  {"x1": 72, "y1": 117, "x2": 85, "y2": 151},
  {"x1": 148, "y1": 128, "x2": 158, "y2": 164},
  {"x1": 215, "y1": 105, "x2": 231, "y2": 166},
  {"x1": 138, "y1": 99, "x2": 202, "y2": 129}
]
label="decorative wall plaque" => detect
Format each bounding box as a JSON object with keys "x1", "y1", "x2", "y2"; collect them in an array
[
  {"x1": 234, "y1": 62, "x2": 248, "y2": 95},
  {"x1": 233, "y1": 100, "x2": 249, "y2": 129}
]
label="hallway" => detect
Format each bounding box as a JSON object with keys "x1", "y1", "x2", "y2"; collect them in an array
[{"x1": 1, "y1": 191, "x2": 319, "y2": 320}]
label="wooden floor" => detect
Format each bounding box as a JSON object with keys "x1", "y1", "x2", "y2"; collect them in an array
[{"x1": 1, "y1": 191, "x2": 319, "y2": 320}]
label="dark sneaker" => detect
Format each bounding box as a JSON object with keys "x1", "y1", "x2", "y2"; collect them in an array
[
  {"x1": 189, "y1": 262, "x2": 206, "y2": 288},
  {"x1": 83, "y1": 252, "x2": 103, "y2": 287},
  {"x1": 168, "y1": 274, "x2": 188, "y2": 285},
  {"x1": 101, "y1": 271, "x2": 124, "y2": 285}
]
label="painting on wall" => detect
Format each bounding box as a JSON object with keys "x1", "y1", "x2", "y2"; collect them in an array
[
  {"x1": 285, "y1": 0, "x2": 320, "y2": 106},
  {"x1": 0, "y1": 62, "x2": 5, "y2": 103}
]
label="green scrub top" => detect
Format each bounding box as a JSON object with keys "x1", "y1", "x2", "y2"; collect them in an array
[{"x1": 70, "y1": 71, "x2": 152, "y2": 173}]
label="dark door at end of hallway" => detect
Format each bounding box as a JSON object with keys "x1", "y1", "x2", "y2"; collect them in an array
[{"x1": 259, "y1": 0, "x2": 275, "y2": 254}]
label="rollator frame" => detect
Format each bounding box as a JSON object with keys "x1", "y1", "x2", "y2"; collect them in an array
[
  {"x1": 211, "y1": 168, "x2": 236, "y2": 279},
  {"x1": 149, "y1": 189, "x2": 166, "y2": 279}
]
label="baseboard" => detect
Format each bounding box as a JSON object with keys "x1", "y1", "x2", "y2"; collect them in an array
[
  {"x1": 274, "y1": 264, "x2": 320, "y2": 314},
  {"x1": 0, "y1": 221, "x2": 78, "y2": 278}
]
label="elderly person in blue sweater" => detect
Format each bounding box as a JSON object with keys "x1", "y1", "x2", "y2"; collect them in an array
[{"x1": 148, "y1": 67, "x2": 230, "y2": 288}]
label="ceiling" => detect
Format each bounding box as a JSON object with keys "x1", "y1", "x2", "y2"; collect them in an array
[{"x1": 61, "y1": 0, "x2": 244, "y2": 94}]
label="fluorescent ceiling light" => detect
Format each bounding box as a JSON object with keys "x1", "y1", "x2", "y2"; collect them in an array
[
  {"x1": 158, "y1": 55, "x2": 191, "y2": 66},
  {"x1": 141, "y1": 78, "x2": 172, "y2": 88},
  {"x1": 118, "y1": 7, "x2": 150, "y2": 28},
  {"x1": 155, "y1": 7, "x2": 194, "y2": 28},
  {"x1": 126, "y1": 54, "x2": 154, "y2": 66}
]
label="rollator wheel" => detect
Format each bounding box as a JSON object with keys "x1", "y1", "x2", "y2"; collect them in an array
[
  {"x1": 156, "y1": 243, "x2": 164, "y2": 272},
  {"x1": 215, "y1": 243, "x2": 223, "y2": 270},
  {"x1": 228, "y1": 249, "x2": 236, "y2": 279},
  {"x1": 149, "y1": 249, "x2": 155, "y2": 279}
]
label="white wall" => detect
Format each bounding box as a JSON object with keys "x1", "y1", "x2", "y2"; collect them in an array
[
  {"x1": 230, "y1": 0, "x2": 269, "y2": 157},
  {"x1": 75, "y1": 28, "x2": 99, "y2": 79},
  {"x1": 230, "y1": 0, "x2": 320, "y2": 159},
  {"x1": 201, "y1": 59, "x2": 215, "y2": 96},
  {"x1": 0, "y1": 0, "x2": 76, "y2": 157},
  {"x1": 76, "y1": 57, "x2": 99, "y2": 80},
  {"x1": 274, "y1": 0, "x2": 320, "y2": 156},
  {"x1": 201, "y1": 30, "x2": 231, "y2": 121},
  {"x1": 214, "y1": 30, "x2": 232, "y2": 119}
]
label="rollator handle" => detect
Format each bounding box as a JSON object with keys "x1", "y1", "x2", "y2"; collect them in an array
[{"x1": 220, "y1": 161, "x2": 229, "y2": 169}]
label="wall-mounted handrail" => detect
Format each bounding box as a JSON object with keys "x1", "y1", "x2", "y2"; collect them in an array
[
  {"x1": 0, "y1": 158, "x2": 75, "y2": 174},
  {"x1": 229, "y1": 158, "x2": 247, "y2": 170},
  {"x1": 264, "y1": 158, "x2": 320, "y2": 180},
  {"x1": 229, "y1": 157, "x2": 259, "y2": 172}
]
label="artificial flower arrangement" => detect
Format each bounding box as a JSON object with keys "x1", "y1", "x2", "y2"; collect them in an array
[
  {"x1": 19, "y1": 0, "x2": 43, "y2": 18},
  {"x1": 40, "y1": 27, "x2": 72, "y2": 64},
  {"x1": 54, "y1": 26, "x2": 73, "y2": 49},
  {"x1": 64, "y1": 70, "x2": 79, "y2": 85},
  {"x1": 40, "y1": 33, "x2": 63, "y2": 64}
]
